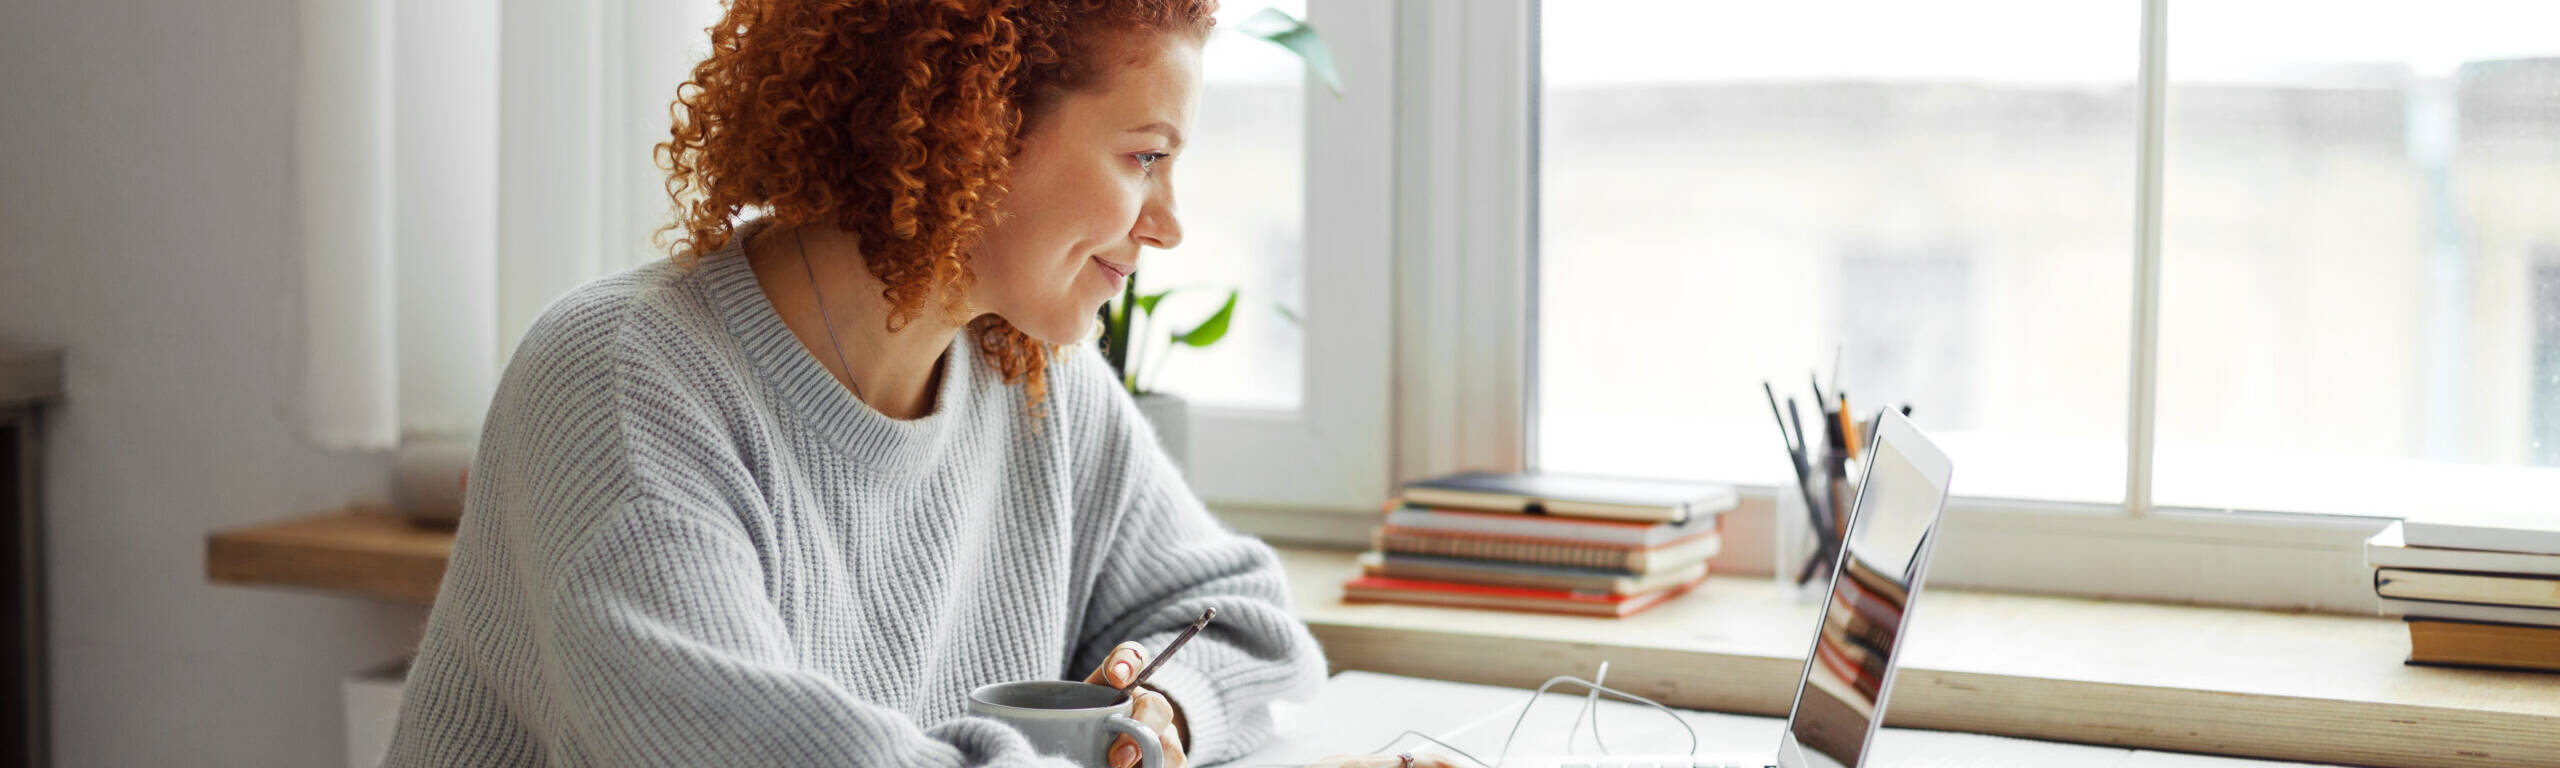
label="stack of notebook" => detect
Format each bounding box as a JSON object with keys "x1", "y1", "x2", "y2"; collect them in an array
[
  {"x1": 2366, "y1": 517, "x2": 2560, "y2": 673},
  {"x1": 1341, "y1": 471, "x2": 1736, "y2": 617}
]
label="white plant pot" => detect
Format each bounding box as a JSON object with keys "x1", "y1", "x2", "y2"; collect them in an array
[{"x1": 1132, "y1": 391, "x2": 1190, "y2": 479}]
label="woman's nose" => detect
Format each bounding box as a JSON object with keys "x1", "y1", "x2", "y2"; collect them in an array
[{"x1": 1134, "y1": 187, "x2": 1182, "y2": 250}]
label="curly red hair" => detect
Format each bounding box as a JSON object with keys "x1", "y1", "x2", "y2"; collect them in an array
[{"x1": 655, "y1": 0, "x2": 1216, "y2": 410}]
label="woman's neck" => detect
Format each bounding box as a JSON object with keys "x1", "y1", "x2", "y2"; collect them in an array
[{"x1": 744, "y1": 222, "x2": 965, "y2": 421}]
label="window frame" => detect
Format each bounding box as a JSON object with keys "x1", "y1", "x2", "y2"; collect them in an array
[
  {"x1": 1180, "y1": 0, "x2": 1398, "y2": 518},
  {"x1": 1222, "y1": 0, "x2": 2407, "y2": 614}
]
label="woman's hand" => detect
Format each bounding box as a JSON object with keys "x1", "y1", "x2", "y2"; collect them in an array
[
  {"x1": 1305, "y1": 753, "x2": 1469, "y2": 768},
  {"x1": 1084, "y1": 641, "x2": 1188, "y2": 768}
]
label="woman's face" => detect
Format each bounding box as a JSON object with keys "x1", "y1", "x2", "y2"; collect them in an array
[{"x1": 968, "y1": 32, "x2": 1202, "y2": 345}]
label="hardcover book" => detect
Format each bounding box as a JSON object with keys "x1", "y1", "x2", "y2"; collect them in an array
[
  {"x1": 1357, "y1": 550, "x2": 1710, "y2": 596},
  {"x1": 1371, "y1": 527, "x2": 1722, "y2": 574},
  {"x1": 1398, "y1": 471, "x2": 1736, "y2": 524},
  {"x1": 2406, "y1": 619, "x2": 2560, "y2": 673},
  {"x1": 1383, "y1": 503, "x2": 1720, "y2": 548},
  {"x1": 2366, "y1": 522, "x2": 2560, "y2": 577},
  {"x1": 1339, "y1": 573, "x2": 1706, "y2": 618},
  {"x1": 2376, "y1": 568, "x2": 2560, "y2": 610}
]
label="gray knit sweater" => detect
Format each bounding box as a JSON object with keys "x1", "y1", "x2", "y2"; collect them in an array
[{"x1": 380, "y1": 218, "x2": 1326, "y2": 767}]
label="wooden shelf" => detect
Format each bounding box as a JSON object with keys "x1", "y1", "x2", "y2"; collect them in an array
[
  {"x1": 205, "y1": 507, "x2": 453, "y2": 604},
  {"x1": 202, "y1": 511, "x2": 2560, "y2": 766}
]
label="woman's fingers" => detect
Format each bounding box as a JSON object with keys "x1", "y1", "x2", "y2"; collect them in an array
[
  {"x1": 1084, "y1": 641, "x2": 1150, "y2": 687},
  {"x1": 1092, "y1": 643, "x2": 1182, "y2": 768},
  {"x1": 1131, "y1": 689, "x2": 1175, "y2": 735},
  {"x1": 1114, "y1": 689, "x2": 1182, "y2": 768},
  {"x1": 1107, "y1": 728, "x2": 1186, "y2": 768},
  {"x1": 1155, "y1": 720, "x2": 1188, "y2": 768}
]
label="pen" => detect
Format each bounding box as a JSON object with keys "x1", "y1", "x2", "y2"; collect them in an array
[
  {"x1": 1121, "y1": 607, "x2": 1217, "y2": 695},
  {"x1": 1822, "y1": 397, "x2": 1846, "y2": 458},
  {"x1": 1786, "y1": 397, "x2": 1834, "y2": 537},
  {"x1": 1762, "y1": 382, "x2": 1798, "y2": 456},
  {"x1": 1838, "y1": 393, "x2": 1858, "y2": 461},
  {"x1": 1785, "y1": 398, "x2": 1809, "y2": 466}
]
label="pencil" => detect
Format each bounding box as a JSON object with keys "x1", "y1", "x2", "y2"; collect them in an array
[{"x1": 1122, "y1": 607, "x2": 1216, "y2": 694}]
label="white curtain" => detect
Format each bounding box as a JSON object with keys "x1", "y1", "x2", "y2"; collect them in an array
[
  {"x1": 395, "y1": 0, "x2": 499, "y2": 441},
  {"x1": 295, "y1": 0, "x2": 398, "y2": 450},
  {"x1": 297, "y1": 0, "x2": 721, "y2": 451}
]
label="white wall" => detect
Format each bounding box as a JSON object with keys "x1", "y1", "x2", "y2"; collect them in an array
[{"x1": 0, "y1": 2, "x2": 430, "y2": 765}]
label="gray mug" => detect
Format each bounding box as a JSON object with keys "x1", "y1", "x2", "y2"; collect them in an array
[{"x1": 966, "y1": 680, "x2": 1164, "y2": 768}]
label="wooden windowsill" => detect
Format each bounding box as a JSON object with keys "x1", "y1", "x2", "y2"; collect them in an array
[
  {"x1": 206, "y1": 510, "x2": 2559, "y2": 767},
  {"x1": 1276, "y1": 547, "x2": 2558, "y2": 768}
]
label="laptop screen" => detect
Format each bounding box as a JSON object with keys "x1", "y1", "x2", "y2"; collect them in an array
[{"x1": 1777, "y1": 411, "x2": 1952, "y2": 768}]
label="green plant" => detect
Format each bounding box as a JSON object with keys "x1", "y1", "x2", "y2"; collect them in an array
[
  {"x1": 1233, "y1": 7, "x2": 1342, "y2": 98},
  {"x1": 1095, "y1": 7, "x2": 1335, "y2": 396},
  {"x1": 1098, "y1": 277, "x2": 1238, "y2": 396}
]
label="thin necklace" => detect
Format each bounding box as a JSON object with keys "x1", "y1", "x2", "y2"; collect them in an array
[{"x1": 793, "y1": 227, "x2": 866, "y2": 405}]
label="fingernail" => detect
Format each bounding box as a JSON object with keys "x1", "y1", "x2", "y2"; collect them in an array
[
  {"x1": 1112, "y1": 660, "x2": 1133, "y2": 683},
  {"x1": 1114, "y1": 743, "x2": 1138, "y2": 767}
]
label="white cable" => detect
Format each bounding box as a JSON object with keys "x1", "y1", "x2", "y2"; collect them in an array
[
  {"x1": 1562, "y1": 661, "x2": 1608, "y2": 755},
  {"x1": 1245, "y1": 669, "x2": 1698, "y2": 768}
]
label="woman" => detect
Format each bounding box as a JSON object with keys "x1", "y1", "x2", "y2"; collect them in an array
[{"x1": 381, "y1": 1, "x2": 1441, "y2": 766}]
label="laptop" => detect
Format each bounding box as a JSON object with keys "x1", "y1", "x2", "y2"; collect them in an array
[{"x1": 1505, "y1": 407, "x2": 1954, "y2": 768}]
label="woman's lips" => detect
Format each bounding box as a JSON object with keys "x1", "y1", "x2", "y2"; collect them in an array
[{"x1": 1092, "y1": 256, "x2": 1134, "y2": 280}]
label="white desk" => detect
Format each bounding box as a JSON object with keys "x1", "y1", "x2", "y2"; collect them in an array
[{"x1": 1230, "y1": 672, "x2": 2335, "y2": 768}]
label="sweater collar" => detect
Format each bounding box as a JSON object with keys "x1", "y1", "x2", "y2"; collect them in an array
[{"x1": 697, "y1": 216, "x2": 975, "y2": 475}]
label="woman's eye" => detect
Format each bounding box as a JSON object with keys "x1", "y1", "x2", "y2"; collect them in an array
[{"x1": 1134, "y1": 152, "x2": 1168, "y2": 174}]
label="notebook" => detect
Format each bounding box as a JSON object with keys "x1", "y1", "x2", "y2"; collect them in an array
[
  {"x1": 2399, "y1": 510, "x2": 2560, "y2": 555},
  {"x1": 1400, "y1": 471, "x2": 1737, "y2": 524}
]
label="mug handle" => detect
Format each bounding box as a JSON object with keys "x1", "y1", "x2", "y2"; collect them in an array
[{"x1": 1103, "y1": 714, "x2": 1164, "y2": 768}]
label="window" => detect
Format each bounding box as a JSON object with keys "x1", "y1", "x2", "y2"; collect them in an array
[
  {"x1": 1537, "y1": 0, "x2": 2560, "y2": 515},
  {"x1": 2153, "y1": 1, "x2": 2560, "y2": 516},
  {"x1": 1524, "y1": 1, "x2": 2560, "y2": 608},
  {"x1": 1139, "y1": 1, "x2": 1310, "y2": 411},
  {"x1": 1153, "y1": 0, "x2": 1394, "y2": 512},
  {"x1": 1536, "y1": 0, "x2": 2139, "y2": 504}
]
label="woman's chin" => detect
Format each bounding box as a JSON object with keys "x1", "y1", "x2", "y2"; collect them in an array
[{"x1": 990, "y1": 310, "x2": 1101, "y2": 348}]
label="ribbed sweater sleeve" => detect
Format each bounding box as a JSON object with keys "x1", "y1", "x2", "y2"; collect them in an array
[{"x1": 1065, "y1": 351, "x2": 1329, "y2": 765}]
